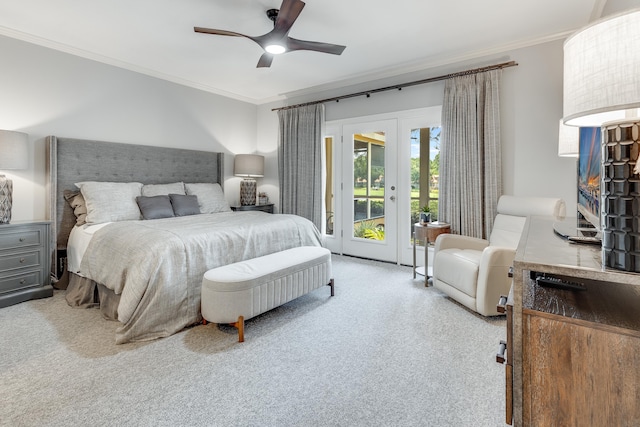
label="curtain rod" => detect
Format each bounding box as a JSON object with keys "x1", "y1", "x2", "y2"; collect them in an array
[{"x1": 272, "y1": 60, "x2": 518, "y2": 112}]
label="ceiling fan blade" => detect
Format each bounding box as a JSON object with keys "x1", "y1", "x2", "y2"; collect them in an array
[
  {"x1": 271, "y1": 0, "x2": 306, "y2": 38},
  {"x1": 257, "y1": 53, "x2": 274, "y2": 68},
  {"x1": 285, "y1": 37, "x2": 346, "y2": 55},
  {"x1": 194, "y1": 27, "x2": 249, "y2": 38}
]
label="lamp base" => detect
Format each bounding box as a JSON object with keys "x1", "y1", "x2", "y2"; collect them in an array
[
  {"x1": 240, "y1": 178, "x2": 257, "y2": 206},
  {"x1": 601, "y1": 120, "x2": 640, "y2": 272},
  {"x1": 0, "y1": 174, "x2": 12, "y2": 224}
]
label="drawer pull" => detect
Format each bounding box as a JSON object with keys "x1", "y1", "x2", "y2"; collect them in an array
[
  {"x1": 497, "y1": 295, "x2": 508, "y2": 313},
  {"x1": 19, "y1": 258, "x2": 25, "y2": 263},
  {"x1": 19, "y1": 237, "x2": 25, "y2": 242},
  {"x1": 508, "y1": 266, "x2": 513, "y2": 278},
  {"x1": 20, "y1": 279, "x2": 26, "y2": 285},
  {"x1": 496, "y1": 340, "x2": 507, "y2": 364}
]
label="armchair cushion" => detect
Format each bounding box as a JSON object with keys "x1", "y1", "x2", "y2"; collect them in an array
[{"x1": 435, "y1": 248, "x2": 483, "y2": 298}]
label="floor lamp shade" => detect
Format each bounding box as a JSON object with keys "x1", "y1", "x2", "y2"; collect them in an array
[
  {"x1": 0, "y1": 130, "x2": 29, "y2": 224},
  {"x1": 234, "y1": 154, "x2": 264, "y2": 206},
  {"x1": 563, "y1": 9, "x2": 640, "y2": 272}
]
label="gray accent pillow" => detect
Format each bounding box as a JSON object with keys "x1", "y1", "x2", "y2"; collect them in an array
[
  {"x1": 169, "y1": 194, "x2": 201, "y2": 217},
  {"x1": 184, "y1": 183, "x2": 231, "y2": 214},
  {"x1": 136, "y1": 195, "x2": 175, "y2": 220},
  {"x1": 75, "y1": 181, "x2": 143, "y2": 224},
  {"x1": 141, "y1": 182, "x2": 185, "y2": 197}
]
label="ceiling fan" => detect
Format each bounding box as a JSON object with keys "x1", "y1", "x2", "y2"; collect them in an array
[{"x1": 194, "y1": 0, "x2": 346, "y2": 68}]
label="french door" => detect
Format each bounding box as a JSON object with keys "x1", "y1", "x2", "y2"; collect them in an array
[
  {"x1": 340, "y1": 120, "x2": 398, "y2": 262},
  {"x1": 324, "y1": 107, "x2": 441, "y2": 265}
]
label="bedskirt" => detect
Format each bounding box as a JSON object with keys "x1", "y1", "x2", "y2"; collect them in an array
[{"x1": 66, "y1": 273, "x2": 119, "y2": 321}]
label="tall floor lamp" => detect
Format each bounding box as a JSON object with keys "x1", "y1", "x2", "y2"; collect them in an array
[
  {"x1": 0, "y1": 130, "x2": 29, "y2": 224},
  {"x1": 563, "y1": 9, "x2": 640, "y2": 272},
  {"x1": 234, "y1": 154, "x2": 264, "y2": 206}
]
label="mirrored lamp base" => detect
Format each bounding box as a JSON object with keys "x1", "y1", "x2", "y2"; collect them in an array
[{"x1": 601, "y1": 120, "x2": 640, "y2": 272}]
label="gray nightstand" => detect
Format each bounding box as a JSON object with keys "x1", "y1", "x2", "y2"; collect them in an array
[
  {"x1": 231, "y1": 204, "x2": 274, "y2": 214},
  {"x1": 0, "y1": 221, "x2": 53, "y2": 308}
]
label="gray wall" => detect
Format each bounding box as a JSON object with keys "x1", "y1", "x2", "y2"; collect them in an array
[
  {"x1": 0, "y1": 35, "x2": 258, "y2": 221},
  {"x1": 258, "y1": 39, "x2": 578, "y2": 216},
  {"x1": 1, "y1": 32, "x2": 579, "y2": 222}
]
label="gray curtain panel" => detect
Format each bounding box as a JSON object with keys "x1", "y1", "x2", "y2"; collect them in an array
[
  {"x1": 277, "y1": 104, "x2": 324, "y2": 230},
  {"x1": 439, "y1": 69, "x2": 502, "y2": 239}
]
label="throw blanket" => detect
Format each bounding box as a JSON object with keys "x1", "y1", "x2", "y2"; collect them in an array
[{"x1": 79, "y1": 212, "x2": 322, "y2": 343}]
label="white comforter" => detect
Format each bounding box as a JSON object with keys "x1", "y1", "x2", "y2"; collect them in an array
[{"x1": 78, "y1": 211, "x2": 322, "y2": 343}]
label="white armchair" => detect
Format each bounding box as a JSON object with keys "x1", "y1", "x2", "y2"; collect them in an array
[{"x1": 432, "y1": 195, "x2": 565, "y2": 316}]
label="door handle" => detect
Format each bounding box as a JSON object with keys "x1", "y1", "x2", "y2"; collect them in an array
[{"x1": 389, "y1": 196, "x2": 396, "y2": 201}]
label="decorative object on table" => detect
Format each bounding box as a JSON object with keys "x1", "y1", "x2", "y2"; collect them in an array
[
  {"x1": 419, "y1": 205, "x2": 431, "y2": 224},
  {"x1": 234, "y1": 154, "x2": 264, "y2": 206},
  {"x1": 258, "y1": 192, "x2": 269, "y2": 205},
  {"x1": 562, "y1": 9, "x2": 640, "y2": 272},
  {"x1": 0, "y1": 130, "x2": 29, "y2": 224}
]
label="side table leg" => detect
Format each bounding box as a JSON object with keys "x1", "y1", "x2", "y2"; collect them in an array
[
  {"x1": 424, "y1": 236, "x2": 430, "y2": 287},
  {"x1": 413, "y1": 231, "x2": 416, "y2": 279}
]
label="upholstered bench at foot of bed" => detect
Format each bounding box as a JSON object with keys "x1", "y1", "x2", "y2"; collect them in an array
[{"x1": 201, "y1": 246, "x2": 334, "y2": 342}]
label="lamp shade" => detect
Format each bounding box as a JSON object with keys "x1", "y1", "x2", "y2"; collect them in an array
[
  {"x1": 563, "y1": 9, "x2": 640, "y2": 126},
  {"x1": 234, "y1": 154, "x2": 264, "y2": 177},
  {"x1": 558, "y1": 119, "x2": 579, "y2": 157},
  {"x1": 0, "y1": 130, "x2": 28, "y2": 170}
]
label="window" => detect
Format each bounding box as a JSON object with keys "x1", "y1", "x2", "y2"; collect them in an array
[{"x1": 410, "y1": 127, "x2": 440, "y2": 234}]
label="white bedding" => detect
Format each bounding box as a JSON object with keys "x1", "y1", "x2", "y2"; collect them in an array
[
  {"x1": 69, "y1": 211, "x2": 322, "y2": 344},
  {"x1": 67, "y1": 223, "x2": 112, "y2": 274}
]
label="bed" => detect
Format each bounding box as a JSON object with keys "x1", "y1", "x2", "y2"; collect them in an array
[{"x1": 46, "y1": 136, "x2": 322, "y2": 344}]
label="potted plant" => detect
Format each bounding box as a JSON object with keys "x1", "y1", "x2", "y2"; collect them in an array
[{"x1": 420, "y1": 205, "x2": 431, "y2": 224}]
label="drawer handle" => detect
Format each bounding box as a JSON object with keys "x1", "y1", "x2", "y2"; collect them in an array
[
  {"x1": 496, "y1": 340, "x2": 507, "y2": 364},
  {"x1": 20, "y1": 279, "x2": 26, "y2": 285},
  {"x1": 19, "y1": 258, "x2": 26, "y2": 263},
  {"x1": 497, "y1": 295, "x2": 508, "y2": 313},
  {"x1": 19, "y1": 237, "x2": 25, "y2": 242},
  {"x1": 508, "y1": 266, "x2": 513, "y2": 278}
]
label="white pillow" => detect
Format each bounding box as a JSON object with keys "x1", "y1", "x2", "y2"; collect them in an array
[
  {"x1": 141, "y1": 182, "x2": 185, "y2": 197},
  {"x1": 75, "y1": 181, "x2": 144, "y2": 224},
  {"x1": 184, "y1": 183, "x2": 231, "y2": 213}
]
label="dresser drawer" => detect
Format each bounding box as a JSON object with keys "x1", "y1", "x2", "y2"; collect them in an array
[
  {"x1": 0, "y1": 250, "x2": 41, "y2": 273},
  {"x1": 0, "y1": 229, "x2": 42, "y2": 250},
  {"x1": 0, "y1": 271, "x2": 41, "y2": 294}
]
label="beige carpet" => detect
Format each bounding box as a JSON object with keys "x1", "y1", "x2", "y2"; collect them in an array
[{"x1": 0, "y1": 255, "x2": 506, "y2": 426}]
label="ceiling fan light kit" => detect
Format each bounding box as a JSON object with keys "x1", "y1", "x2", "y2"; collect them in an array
[{"x1": 195, "y1": 0, "x2": 346, "y2": 68}]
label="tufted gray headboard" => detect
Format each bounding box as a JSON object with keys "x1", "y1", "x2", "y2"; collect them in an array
[{"x1": 46, "y1": 136, "x2": 224, "y2": 278}]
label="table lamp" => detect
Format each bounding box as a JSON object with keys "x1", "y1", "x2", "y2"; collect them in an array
[
  {"x1": 234, "y1": 154, "x2": 264, "y2": 206},
  {"x1": 563, "y1": 9, "x2": 640, "y2": 272},
  {"x1": 0, "y1": 130, "x2": 29, "y2": 224}
]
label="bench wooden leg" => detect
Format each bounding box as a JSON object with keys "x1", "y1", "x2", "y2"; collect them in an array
[
  {"x1": 231, "y1": 316, "x2": 244, "y2": 342},
  {"x1": 328, "y1": 278, "x2": 335, "y2": 296},
  {"x1": 202, "y1": 319, "x2": 208, "y2": 325}
]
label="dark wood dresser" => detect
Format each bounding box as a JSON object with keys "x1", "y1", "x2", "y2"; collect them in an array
[{"x1": 503, "y1": 216, "x2": 640, "y2": 426}]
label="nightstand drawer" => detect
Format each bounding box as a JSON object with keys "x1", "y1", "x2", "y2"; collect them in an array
[
  {"x1": 0, "y1": 271, "x2": 40, "y2": 294},
  {"x1": 0, "y1": 251, "x2": 41, "y2": 273},
  {"x1": 0, "y1": 229, "x2": 42, "y2": 250}
]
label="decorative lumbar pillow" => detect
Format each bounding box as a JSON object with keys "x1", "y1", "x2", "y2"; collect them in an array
[
  {"x1": 184, "y1": 183, "x2": 231, "y2": 214},
  {"x1": 169, "y1": 194, "x2": 201, "y2": 217},
  {"x1": 141, "y1": 182, "x2": 185, "y2": 197},
  {"x1": 63, "y1": 189, "x2": 87, "y2": 226},
  {"x1": 136, "y1": 195, "x2": 175, "y2": 220},
  {"x1": 75, "y1": 181, "x2": 143, "y2": 224}
]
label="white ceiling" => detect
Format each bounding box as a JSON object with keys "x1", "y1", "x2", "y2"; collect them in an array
[{"x1": 0, "y1": 0, "x2": 608, "y2": 105}]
